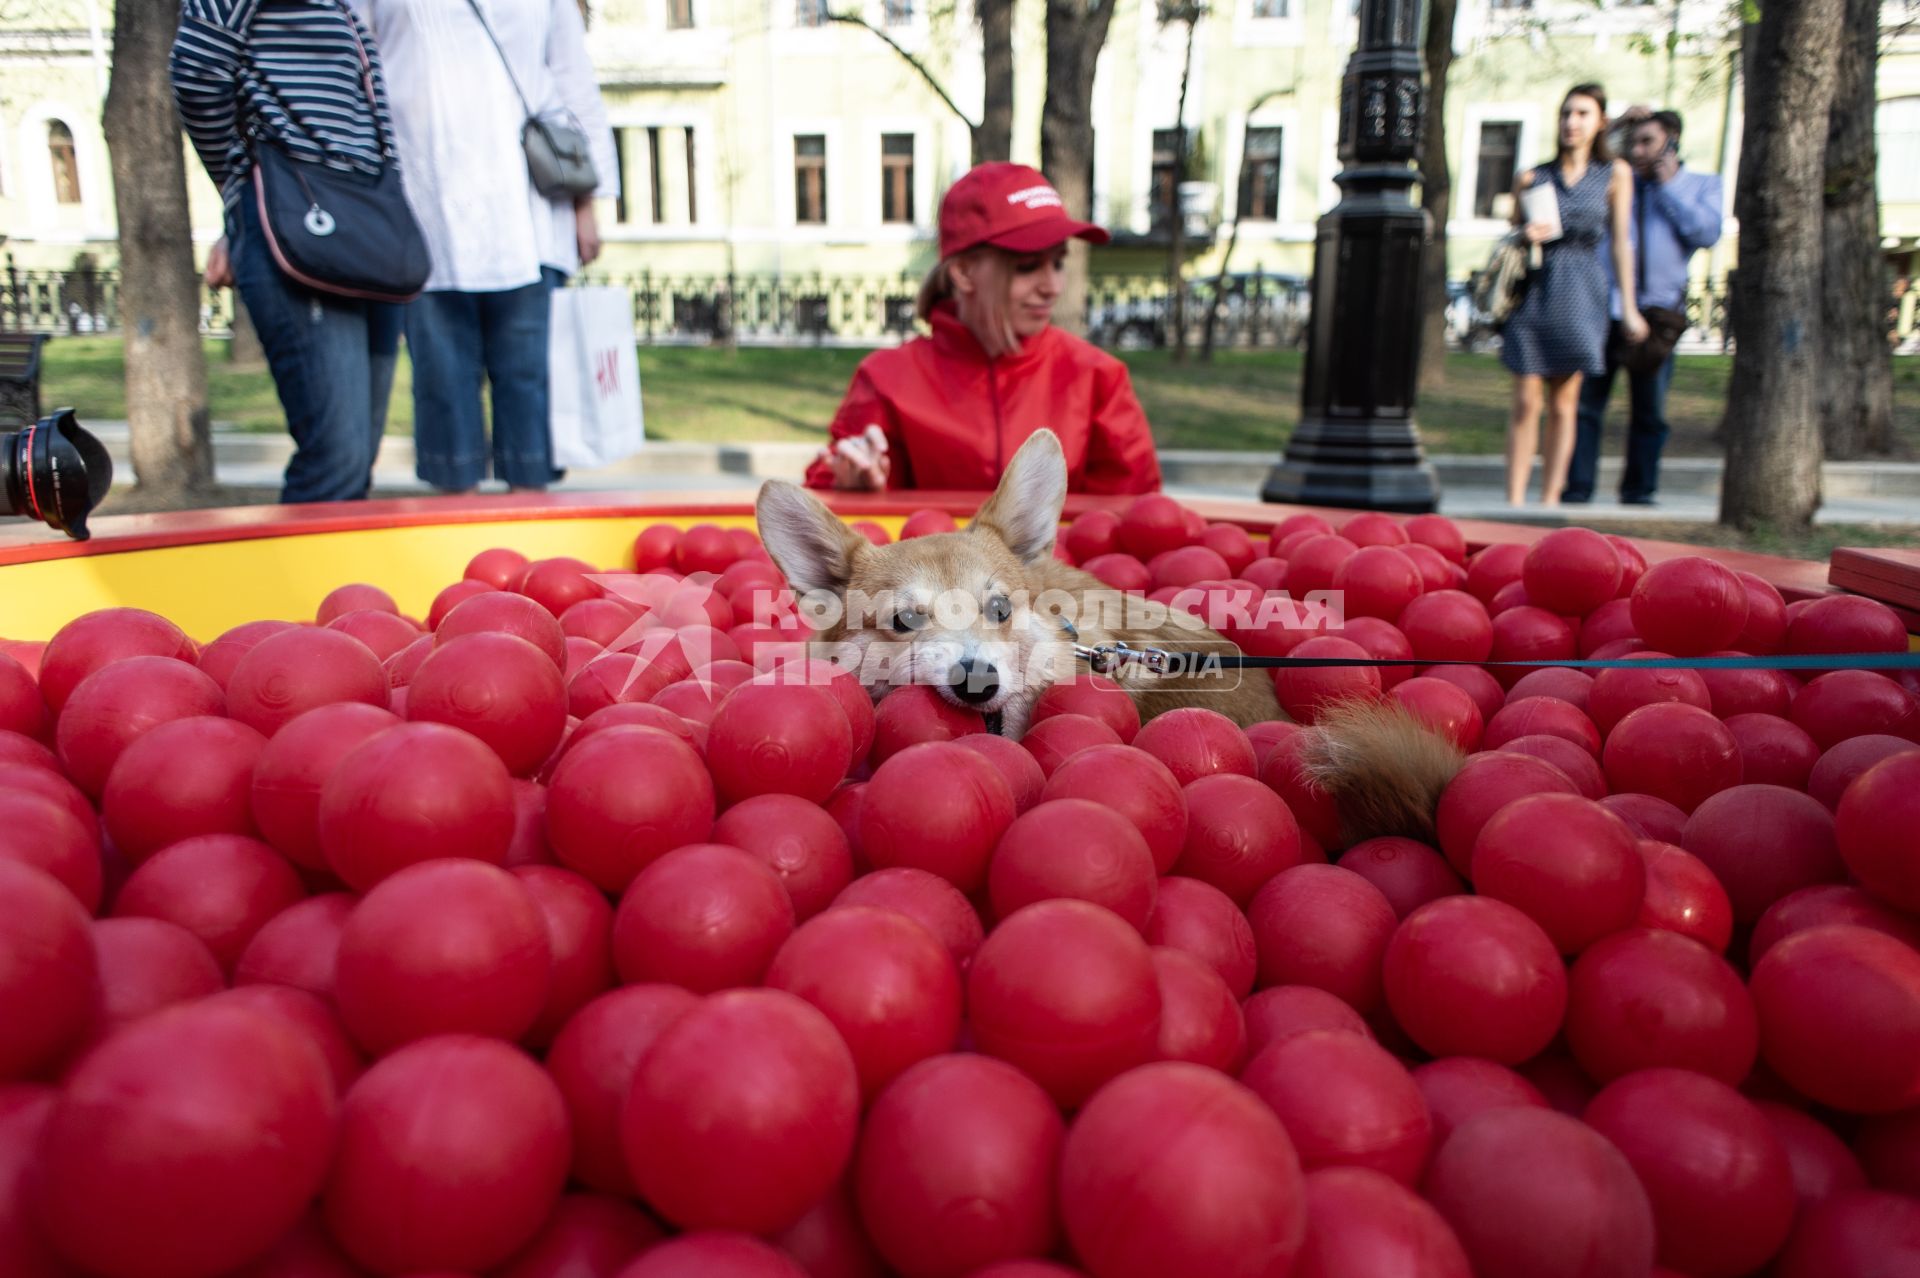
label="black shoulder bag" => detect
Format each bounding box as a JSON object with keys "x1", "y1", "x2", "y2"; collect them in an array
[{"x1": 247, "y1": 10, "x2": 432, "y2": 303}]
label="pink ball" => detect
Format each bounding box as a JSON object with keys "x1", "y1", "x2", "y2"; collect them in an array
[
  {"x1": 1791, "y1": 670, "x2": 1920, "y2": 748},
  {"x1": 622, "y1": 988, "x2": 860, "y2": 1233},
  {"x1": 1031, "y1": 675, "x2": 1141, "y2": 743},
  {"x1": 1044, "y1": 745, "x2": 1188, "y2": 873},
  {"x1": 1635, "y1": 839, "x2": 1734, "y2": 952},
  {"x1": 248, "y1": 702, "x2": 402, "y2": 869},
  {"x1": 953, "y1": 733, "x2": 1048, "y2": 814},
  {"x1": 335, "y1": 859, "x2": 552, "y2": 1053},
  {"x1": 101, "y1": 716, "x2": 267, "y2": 862},
  {"x1": 1523, "y1": 529, "x2": 1622, "y2": 617},
  {"x1": 1603, "y1": 702, "x2": 1741, "y2": 814},
  {"x1": 618, "y1": 1232, "x2": 808, "y2": 1277},
  {"x1": 1144, "y1": 875, "x2": 1257, "y2": 998},
  {"x1": 1482, "y1": 696, "x2": 1600, "y2": 757},
  {"x1": 1411, "y1": 1057, "x2": 1548, "y2": 1145},
  {"x1": 57, "y1": 655, "x2": 224, "y2": 798},
  {"x1": 1600, "y1": 792, "x2": 1688, "y2": 844},
  {"x1": 1339, "y1": 837, "x2": 1465, "y2": 919},
  {"x1": 710, "y1": 793, "x2": 853, "y2": 921},
  {"x1": 1022, "y1": 714, "x2": 1123, "y2": 777},
  {"x1": 1284, "y1": 535, "x2": 1359, "y2": 596},
  {"x1": 869, "y1": 685, "x2": 986, "y2": 765},
  {"x1": 1725, "y1": 712, "x2": 1820, "y2": 789},
  {"x1": 113, "y1": 834, "x2": 305, "y2": 974},
  {"x1": 1383, "y1": 896, "x2": 1567, "y2": 1064},
  {"x1": 1733, "y1": 572, "x2": 1789, "y2": 654},
  {"x1": 1060, "y1": 1062, "x2": 1306, "y2": 1278},
  {"x1": 326, "y1": 609, "x2": 420, "y2": 662},
  {"x1": 406, "y1": 633, "x2": 568, "y2": 777},
  {"x1": 1243, "y1": 985, "x2": 1372, "y2": 1057},
  {"x1": 832, "y1": 867, "x2": 984, "y2": 970},
  {"x1": 1334, "y1": 546, "x2": 1424, "y2": 621},
  {"x1": 989, "y1": 798, "x2": 1157, "y2": 931},
  {"x1": 1340, "y1": 512, "x2": 1407, "y2": 548},
  {"x1": 1586, "y1": 657, "x2": 1711, "y2": 737},
  {"x1": 0, "y1": 651, "x2": 48, "y2": 741},
  {"x1": 1681, "y1": 784, "x2": 1842, "y2": 925},
  {"x1": 1273, "y1": 637, "x2": 1382, "y2": 724},
  {"x1": 1785, "y1": 594, "x2": 1910, "y2": 659},
  {"x1": 765, "y1": 907, "x2": 962, "y2": 1101},
  {"x1": 206, "y1": 984, "x2": 364, "y2": 1099},
  {"x1": 429, "y1": 580, "x2": 495, "y2": 631},
  {"x1": 1295, "y1": 1166, "x2": 1471, "y2": 1278},
  {"x1": 324, "y1": 1036, "x2": 570, "y2": 1274},
  {"x1": 612, "y1": 844, "x2": 794, "y2": 992},
  {"x1": 1808, "y1": 735, "x2": 1918, "y2": 811},
  {"x1": 511, "y1": 864, "x2": 616, "y2": 1047},
  {"x1": 1398, "y1": 591, "x2": 1494, "y2": 664},
  {"x1": 0, "y1": 789, "x2": 100, "y2": 912},
  {"x1": 1173, "y1": 773, "x2": 1303, "y2": 906},
  {"x1": 319, "y1": 721, "x2": 515, "y2": 890},
  {"x1": 519, "y1": 557, "x2": 602, "y2": 619},
  {"x1": 1151, "y1": 544, "x2": 1232, "y2": 591},
  {"x1": 709, "y1": 682, "x2": 854, "y2": 805},
  {"x1": 1565, "y1": 928, "x2": 1756, "y2": 1085},
  {"x1": 769, "y1": 1178, "x2": 886, "y2": 1278},
  {"x1": 493, "y1": 1193, "x2": 666, "y2": 1278},
  {"x1": 1470, "y1": 794, "x2": 1643, "y2": 954},
  {"x1": 36, "y1": 1000, "x2": 337, "y2": 1278},
  {"x1": 1131, "y1": 708, "x2": 1257, "y2": 784},
  {"x1": 39, "y1": 608, "x2": 196, "y2": 716},
  {"x1": 627, "y1": 527, "x2": 678, "y2": 574},
  {"x1": 317, "y1": 583, "x2": 397, "y2": 624},
  {"x1": 226, "y1": 627, "x2": 389, "y2": 737},
  {"x1": 1577, "y1": 600, "x2": 1639, "y2": 658},
  {"x1": 1064, "y1": 509, "x2": 1124, "y2": 563},
  {"x1": 1750, "y1": 883, "x2": 1920, "y2": 966},
  {"x1": 546, "y1": 726, "x2": 715, "y2": 892},
  {"x1": 1081, "y1": 552, "x2": 1151, "y2": 594},
  {"x1": 853, "y1": 1054, "x2": 1064, "y2": 1278},
  {"x1": 1420, "y1": 664, "x2": 1506, "y2": 727},
  {"x1": 1751, "y1": 925, "x2": 1920, "y2": 1113},
  {"x1": 234, "y1": 893, "x2": 353, "y2": 1000},
  {"x1": 1487, "y1": 608, "x2": 1577, "y2": 687},
  {"x1": 1150, "y1": 946, "x2": 1245, "y2": 1071},
  {"x1": 1388, "y1": 677, "x2": 1484, "y2": 752},
  {"x1": 438, "y1": 589, "x2": 568, "y2": 667},
  {"x1": 1404, "y1": 514, "x2": 1466, "y2": 563},
  {"x1": 1699, "y1": 658, "x2": 1795, "y2": 720},
  {"x1": 1241, "y1": 1030, "x2": 1432, "y2": 1184},
  {"x1": 1339, "y1": 617, "x2": 1416, "y2": 692},
  {"x1": 1584, "y1": 1068, "x2": 1796, "y2": 1277},
  {"x1": 1433, "y1": 752, "x2": 1581, "y2": 876},
  {"x1": 1258, "y1": 732, "x2": 1343, "y2": 850},
  {"x1": 1836, "y1": 750, "x2": 1920, "y2": 913},
  {"x1": 545, "y1": 984, "x2": 701, "y2": 1196},
  {"x1": 1421, "y1": 1107, "x2": 1654, "y2": 1278},
  {"x1": 89, "y1": 917, "x2": 224, "y2": 1042},
  {"x1": 1248, "y1": 865, "x2": 1397, "y2": 1013},
  {"x1": 860, "y1": 742, "x2": 1016, "y2": 895},
  {"x1": 0, "y1": 860, "x2": 98, "y2": 1080},
  {"x1": 1773, "y1": 1191, "x2": 1920, "y2": 1278},
  {"x1": 1494, "y1": 734, "x2": 1606, "y2": 799},
  {"x1": 967, "y1": 900, "x2": 1161, "y2": 1108},
  {"x1": 1630, "y1": 557, "x2": 1748, "y2": 656},
  {"x1": 1200, "y1": 523, "x2": 1257, "y2": 575},
  {"x1": 1118, "y1": 494, "x2": 1193, "y2": 559},
  {"x1": 1759, "y1": 1101, "x2": 1867, "y2": 1206}
]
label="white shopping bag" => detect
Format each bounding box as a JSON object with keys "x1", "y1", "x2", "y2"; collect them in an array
[{"x1": 550, "y1": 286, "x2": 644, "y2": 470}]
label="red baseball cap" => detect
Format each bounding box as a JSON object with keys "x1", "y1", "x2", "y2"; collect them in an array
[{"x1": 938, "y1": 162, "x2": 1111, "y2": 259}]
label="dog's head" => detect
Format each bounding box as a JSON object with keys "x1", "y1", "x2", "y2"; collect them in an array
[{"x1": 756, "y1": 430, "x2": 1076, "y2": 730}]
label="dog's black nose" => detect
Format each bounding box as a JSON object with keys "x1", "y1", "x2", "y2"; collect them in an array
[{"x1": 947, "y1": 657, "x2": 1001, "y2": 705}]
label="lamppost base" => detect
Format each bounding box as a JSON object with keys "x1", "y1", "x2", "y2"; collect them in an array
[{"x1": 1260, "y1": 415, "x2": 1440, "y2": 513}]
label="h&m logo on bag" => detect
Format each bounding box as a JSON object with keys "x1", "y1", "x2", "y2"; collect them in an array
[
  {"x1": 1005, "y1": 185, "x2": 1064, "y2": 212},
  {"x1": 593, "y1": 349, "x2": 620, "y2": 398}
]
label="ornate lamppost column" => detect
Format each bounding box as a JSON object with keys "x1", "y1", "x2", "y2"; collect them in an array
[{"x1": 1261, "y1": 0, "x2": 1439, "y2": 512}]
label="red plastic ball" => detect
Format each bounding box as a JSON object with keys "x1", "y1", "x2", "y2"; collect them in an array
[
  {"x1": 1173, "y1": 773, "x2": 1304, "y2": 906},
  {"x1": 1751, "y1": 883, "x2": 1920, "y2": 967},
  {"x1": 954, "y1": 732, "x2": 1048, "y2": 813},
  {"x1": 708, "y1": 682, "x2": 853, "y2": 805},
  {"x1": 988, "y1": 798, "x2": 1157, "y2": 931},
  {"x1": 1700, "y1": 658, "x2": 1794, "y2": 720},
  {"x1": 612, "y1": 844, "x2": 794, "y2": 992},
  {"x1": 316, "y1": 583, "x2": 396, "y2": 625},
  {"x1": 1681, "y1": 783, "x2": 1842, "y2": 925},
  {"x1": 1240, "y1": 1029, "x2": 1432, "y2": 1183},
  {"x1": 1433, "y1": 751, "x2": 1581, "y2": 875},
  {"x1": 1243, "y1": 985, "x2": 1372, "y2": 1057},
  {"x1": 508, "y1": 865, "x2": 614, "y2": 1047},
  {"x1": 1835, "y1": 750, "x2": 1920, "y2": 913},
  {"x1": 1565, "y1": 928, "x2": 1756, "y2": 1085},
  {"x1": 1199, "y1": 523, "x2": 1257, "y2": 575},
  {"x1": 1031, "y1": 675, "x2": 1141, "y2": 743},
  {"x1": 1284, "y1": 535, "x2": 1360, "y2": 596},
  {"x1": 39, "y1": 608, "x2": 197, "y2": 716},
  {"x1": 629, "y1": 526, "x2": 679, "y2": 573},
  {"x1": 1248, "y1": 865, "x2": 1397, "y2": 1013},
  {"x1": 546, "y1": 725, "x2": 715, "y2": 892},
  {"x1": 1486, "y1": 607, "x2": 1577, "y2": 685},
  {"x1": 1064, "y1": 509, "x2": 1124, "y2": 563},
  {"x1": 1601, "y1": 792, "x2": 1688, "y2": 843},
  {"x1": 382, "y1": 633, "x2": 434, "y2": 689},
  {"x1": 1584, "y1": 1068, "x2": 1796, "y2": 1277},
  {"x1": 1117, "y1": 494, "x2": 1191, "y2": 560},
  {"x1": 325, "y1": 609, "x2": 420, "y2": 662},
  {"x1": 1604, "y1": 702, "x2": 1741, "y2": 814},
  {"x1": 1461, "y1": 543, "x2": 1525, "y2": 606},
  {"x1": 1339, "y1": 617, "x2": 1416, "y2": 692},
  {"x1": 56, "y1": 655, "x2": 224, "y2": 798},
  {"x1": 324, "y1": 1035, "x2": 569, "y2": 1274},
  {"x1": 1785, "y1": 594, "x2": 1909, "y2": 659},
  {"x1": 900, "y1": 508, "x2": 960, "y2": 539},
  {"x1": 860, "y1": 742, "x2": 1016, "y2": 895},
  {"x1": 196, "y1": 620, "x2": 300, "y2": 695},
  {"x1": 1383, "y1": 896, "x2": 1567, "y2": 1064},
  {"x1": 1151, "y1": 947, "x2": 1246, "y2": 1071},
  {"x1": 1421, "y1": 1107, "x2": 1654, "y2": 1278},
  {"x1": 1587, "y1": 657, "x2": 1711, "y2": 738},
  {"x1": 1635, "y1": 839, "x2": 1734, "y2": 952},
  {"x1": 1470, "y1": 793, "x2": 1643, "y2": 954},
  {"x1": 1150, "y1": 545, "x2": 1231, "y2": 591},
  {"x1": 1059, "y1": 1062, "x2": 1307, "y2": 1278},
  {"x1": 832, "y1": 867, "x2": 984, "y2": 970},
  {"x1": 113, "y1": 834, "x2": 304, "y2": 973},
  {"x1": 1022, "y1": 713, "x2": 1123, "y2": 776},
  {"x1": 248, "y1": 703, "x2": 401, "y2": 869},
  {"x1": 1272, "y1": 637, "x2": 1383, "y2": 723},
  {"x1": 1758, "y1": 1101, "x2": 1867, "y2": 1206},
  {"x1": 1522, "y1": 529, "x2": 1622, "y2": 617},
  {"x1": 0, "y1": 731, "x2": 59, "y2": 774},
  {"x1": 1411, "y1": 1057, "x2": 1547, "y2": 1145},
  {"x1": 406, "y1": 633, "x2": 568, "y2": 777},
  {"x1": 1403, "y1": 514, "x2": 1465, "y2": 563},
  {"x1": 754, "y1": 659, "x2": 875, "y2": 762},
  {"x1": 226, "y1": 627, "x2": 388, "y2": 738},
  {"x1": 318, "y1": 721, "x2": 514, "y2": 890},
  {"x1": 0, "y1": 652, "x2": 48, "y2": 742},
  {"x1": 494, "y1": 1193, "x2": 666, "y2": 1278},
  {"x1": 0, "y1": 789, "x2": 100, "y2": 912},
  {"x1": 1398, "y1": 591, "x2": 1494, "y2": 664},
  {"x1": 1482, "y1": 696, "x2": 1600, "y2": 757},
  {"x1": 517, "y1": 557, "x2": 600, "y2": 619},
  {"x1": 234, "y1": 892, "x2": 354, "y2": 1000},
  {"x1": 1333, "y1": 546, "x2": 1424, "y2": 621},
  {"x1": 868, "y1": 686, "x2": 985, "y2": 765},
  {"x1": 1420, "y1": 664, "x2": 1507, "y2": 727},
  {"x1": 1792, "y1": 670, "x2": 1920, "y2": 748},
  {"x1": 545, "y1": 984, "x2": 700, "y2": 1196},
  {"x1": 1388, "y1": 677, "x2": 1484, "y2": 752},
  {"x1": 1131, "y1": 708, "x2": 1257, "y2": 784},
  {"x1": 1751, "y1": 925, "x2": 1920, "y2": 1113},
  {"x1": 1399, "y1": 542, "x2": 1458, "y2": 594},
  {"x1": 1773, "y1": 1191, "x2": 1920, "y2": 1278},
  {"x1": 1809, "y1": 735, "x2": 1918, "y2": 811},
  {"x1": 622, "y1": 988, "x2": 860, "y2": 1233},
  {"x1": 1728, "y1": 571, "x2": 1786, "y2": 654},
  {"x1": 101, "y1": 716, "x2": 266, "y2": 862},
  {"x1": 967, "y1": 900, "x2": 1160, "y2": 1107},
  {"x1": 620, "y1": 1232, "x2": 808, "y2": 1277},
  {"x1": 0, "y1": 860, "x2": 96, "y2": 1079},
  {"x1": 1630, "y1": 558, "x2": 1748, "y2": 656},
  {"x1": 1726, "y1": 712, "x2": 1820, "y2": 789},
  {"x1": 1081, "y1": 552, "x2": 1151, "y2": 593},
  {"x1": 1257, "y1": 730, "x2": 1343, "y2": 849},
  {"x1": 89, "y1": 917, "x2": 224, "y2": 1042},
  {"x1": 1338, "y1": 512, "x2": 1406, "y2": 548},
  {"x1": 439, "y1": 590, "x2": 569, "y2": 670},
  {"x1": 1489, "y1": 734, "x2": 1604, "y2": 799},
  {"x1": 711, "y1": 793, "x2": 854, "y2": 921},
  {"x1": 1295, "y1": 1166, "x2": 1471, "y2": 1278},
  {"x1": 1339, "y1": 837, "x2": 1464, "y2": 919},
  {"x1": 1144, "y1": 875, "x2": 1256, "y2": 998},
  {"x1": 1854, "y1": 1110, "x2": 1920, "y2": 1197},
  {"x1": 1576, "y1": 599, "x2": 1638, "y2": 658},
  {"x1": 1043, "y1": 745, "x2": 1188, "y2": 873}
]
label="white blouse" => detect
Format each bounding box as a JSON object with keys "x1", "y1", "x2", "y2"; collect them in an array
[{"x1": 349, "y1": 0, "x2": 619, "y2": 292}]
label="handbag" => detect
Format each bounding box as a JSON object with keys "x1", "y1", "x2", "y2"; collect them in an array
[
  {"x1": 1473, "y1": 232, "x2": 1533, "y2": 330},
  {"x1": 462, "y1": 0, "x2": 601, "y2": 200},
  {"x1": 246, "y1": 16, "x2": 431, "y2": 303},
  {"x1": 1608, "y1": 304, "x2": 1687, "y2": 374}
]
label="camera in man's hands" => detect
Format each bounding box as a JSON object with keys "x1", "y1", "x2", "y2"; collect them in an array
[{"x1": 4, "y1": 410, "x2": 113, "y2": 541}]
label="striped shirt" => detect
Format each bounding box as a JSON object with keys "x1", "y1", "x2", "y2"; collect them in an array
[{"x1": 170, "y1": 0, "x2": 398, "y2": 217}]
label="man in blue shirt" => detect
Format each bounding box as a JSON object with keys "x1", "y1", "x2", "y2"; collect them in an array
[{"x1": 1565, "y1": 109, "x2": 1724, "y2": 505}]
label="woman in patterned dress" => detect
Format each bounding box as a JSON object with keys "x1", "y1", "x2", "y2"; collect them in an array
[{"x1": 1499, "y1": 83, "x2": 1647, "y2": 507}]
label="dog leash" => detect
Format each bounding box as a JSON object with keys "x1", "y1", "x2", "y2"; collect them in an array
[{"x1": 1073, "y1": 643, "x2": 1920, "y2": 679}]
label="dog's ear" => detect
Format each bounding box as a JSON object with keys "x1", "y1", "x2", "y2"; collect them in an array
[
  {"x1": 972, "y1": 429, "x2": 1068, "y2": 565},
  {"x1": 755, "y1": 480, "x2": 868, "y2": 596}
]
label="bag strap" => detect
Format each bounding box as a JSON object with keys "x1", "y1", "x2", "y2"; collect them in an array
[
  {"x1": 242, "y1": 0, "x2": 395, "y2": 165},
  {"x1": 461, "y1": 0, "x2": 537, "y2": 123}
]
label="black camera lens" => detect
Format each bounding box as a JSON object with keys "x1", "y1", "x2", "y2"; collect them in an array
[{"x1": 4, "y1": 410, "x2": 113, "y2": 542}]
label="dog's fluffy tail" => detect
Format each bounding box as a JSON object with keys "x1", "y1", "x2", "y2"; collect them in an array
[{"x1": 1300, "y1": 699, "x2": 1466, "y2": 847}]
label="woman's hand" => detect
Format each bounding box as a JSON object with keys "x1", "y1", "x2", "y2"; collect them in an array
[
  {"x1": 818, "y1": 425, "x2": 890, "y2": 491},
  {"x1": 575, "y1": 201, "x2": 602, "y2": 267},
  {"x1": 1621, "y1": 308, "x2": 1650, "y2": 344},
  {"x1": 204, "y1": 236, "x2": 233, "y2": 290},
  {"x1": 1522, "y1": 222, "x2": 1558, "y2": 245}
]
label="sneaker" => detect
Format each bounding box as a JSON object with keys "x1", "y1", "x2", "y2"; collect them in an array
[{"x1": 1621, "y1": 494, "x2": 1658, "y2": 507}]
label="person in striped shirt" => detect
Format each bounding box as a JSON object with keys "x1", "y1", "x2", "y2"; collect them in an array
[{"x1": 172, "y1": 0, "x2": 407, "y2": 505}]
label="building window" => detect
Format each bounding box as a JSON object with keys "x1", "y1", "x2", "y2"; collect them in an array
[
  {"x1": 1473, "y1": 121, "x2": 1522, "y2": 219},
  {"x1": 795, "y1": 135, "x2": 827, "y2": 223},
  {"x1": 684, "y1": 126, "x2": 698, "y2": 223},
  {"x1": 1250, "y1": 0, "x2": 1287, "y2": 17},
  {"x1": 668, "y1": 0, "x2": 694, "y2": 26},
  {"x1": 1881, "y1": 98, "x2": 1920, "y2": 203},
  {"x1": 1237, "y1": 126, "x2": 1282, "y2": 221},
  {"x1": 614, "y1": 127, "x2": 636, "y2": 222},
  {"x1": 1487, "y1": 0, "x2": 1532, "y2": 9},
  {"x1": 883, "y1": 0, "x2": 913, "y2": 23},
  {"x1": 48, "y1": 121, "x2": 81, "y2": 205},
  {"x1": 1151, "y1": 128, "x2": 1190, "y2": 227},
  {"x1": 881, "y1": 133, "x2": 915, "y2": 224},
  {"x1": 648, "y1": 126, "x2": 665, "y2": 222},
  {"x1": 795, "y1": 0, "x2": 828, "y2": 25}
]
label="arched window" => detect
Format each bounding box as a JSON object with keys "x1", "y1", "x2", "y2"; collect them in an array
[{"x1": 48, "y1": 120, "x2": 82, "y2": 205}]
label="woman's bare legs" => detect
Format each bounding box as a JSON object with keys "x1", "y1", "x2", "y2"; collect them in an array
[
  {"x1": 1540, "y1": 372, "x2": 1584, "y2": 506},
  {"x1": 1506, "y1": 374, "x2": 1545, "y2": 505}
]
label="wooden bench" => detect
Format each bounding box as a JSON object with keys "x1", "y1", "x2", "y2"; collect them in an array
[{"x1": 0, "y1": 332, "x2": 46, "y2": 428}]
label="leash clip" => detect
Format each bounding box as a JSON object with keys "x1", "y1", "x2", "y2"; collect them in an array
[{"x1": 1076, "y1": 641, "x2": 1176, "y2": 677}]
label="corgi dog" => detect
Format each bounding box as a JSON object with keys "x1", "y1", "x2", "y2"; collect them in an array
[{"x1": 755, "y1": 429, "x2": 1459, "y2": 843}]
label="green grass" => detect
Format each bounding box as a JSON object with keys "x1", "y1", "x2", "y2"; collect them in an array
[
  {"x1": 1594, "y1": 519, "x2": 1920, "y2": 563},
  {"x1": 37, "y1": 336, "x2": 1920, "y2": 460}
]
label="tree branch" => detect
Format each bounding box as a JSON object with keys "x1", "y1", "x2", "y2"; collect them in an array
[{"x1": 826, "y1": 11, "x2": 980, "y2": 131}]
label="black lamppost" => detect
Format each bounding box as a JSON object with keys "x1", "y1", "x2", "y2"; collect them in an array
[{"x1": 1261, "y1": 0, "x2": 1439, "y2": 512}]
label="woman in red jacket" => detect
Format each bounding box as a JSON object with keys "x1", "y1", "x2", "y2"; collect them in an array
[{"x1": 805, "y1": 162, "x2": 1162, "y2": 494}]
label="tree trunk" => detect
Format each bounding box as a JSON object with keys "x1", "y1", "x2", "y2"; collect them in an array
[
  {"x1": 1042, "y1": 0, "x2": 1118, "y2": 338},
  {"x1": 1166, "y1": 11, "x2": 1199, "y2": 363},
  {"x1": 978, "y1": 0, "x2": 1015, "y2": 164},
  {"x1": 1817, "y1": 0, "x2": 1893, "y2": 459},
  {"x1": 104, "y1": 0, "x2": 214, "y2": 499},
  {"x1": 1416, "y1": 0, "x2": 1457, "y2": 391},
  {"x1": 1718, "y1": 0, "x2": 1844, "y2": 532}
]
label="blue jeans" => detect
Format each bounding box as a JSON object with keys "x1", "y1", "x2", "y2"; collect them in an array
[
  {"x1": 405, "y1": 269, "x2": 564, "y2": 491},
  {"x1": 1567, "y1": 349, "x2": 1677, "y2": 503},
  {"x1": 230, "y1": 196, "x2": 401, "y2": 504}
]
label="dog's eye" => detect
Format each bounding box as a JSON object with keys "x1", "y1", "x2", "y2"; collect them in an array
[
  {"x1": 890, "y1": 610, "x2": 926, "y2": 634},
  {"x1": 986, "y1": 594, "x2": 1012, "y2": 624}
]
